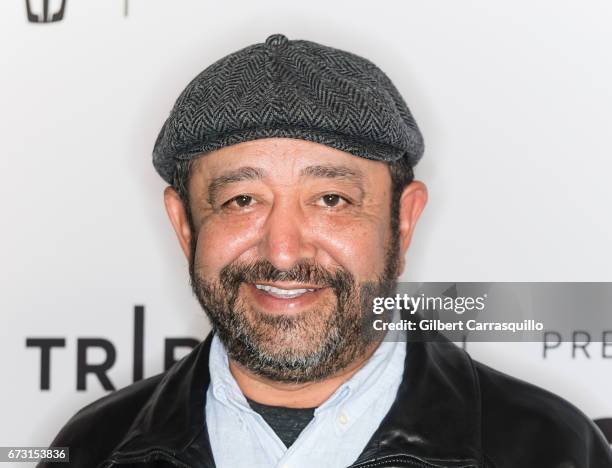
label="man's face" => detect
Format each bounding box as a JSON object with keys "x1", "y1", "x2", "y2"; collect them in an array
[{"x1": 164, "y1": 138, "x2": 426, "y2": 382}]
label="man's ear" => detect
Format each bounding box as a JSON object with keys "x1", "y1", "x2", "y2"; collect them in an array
[
  {"x1": 163, "y1": 186, "x2": 193, "y2": 261},
  {"x1": 396, "y1": 180, "x2": 428, "y2": 276}
]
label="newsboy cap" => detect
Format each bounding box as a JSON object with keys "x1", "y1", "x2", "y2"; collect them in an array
[{"x1": 153, "y1": 33, "x2": 424, "y2": 184}]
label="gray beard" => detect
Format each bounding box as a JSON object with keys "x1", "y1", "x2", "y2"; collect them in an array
[{"x1": 188, "y1": 240, "x2": 399, "y2": 383}]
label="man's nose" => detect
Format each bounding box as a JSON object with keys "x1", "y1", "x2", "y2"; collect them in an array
[{"x1": 258, "y1": 200, "x2": 316, "y2": 271}]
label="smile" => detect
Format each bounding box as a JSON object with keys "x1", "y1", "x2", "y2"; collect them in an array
[{"x1": 254, "y1": 283, "x2": 317, "y2": 299}]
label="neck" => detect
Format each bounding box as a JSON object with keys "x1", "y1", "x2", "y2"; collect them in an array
[{"x1": 229, "y1": 340, "x2": 382, "y2": 408}]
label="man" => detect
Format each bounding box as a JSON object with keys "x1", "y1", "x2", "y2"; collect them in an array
[{"x1": 42, "y1": 33, "x2": 611, "y2": 468}]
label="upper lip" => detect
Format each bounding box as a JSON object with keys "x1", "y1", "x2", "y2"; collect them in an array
[{"x1": 251, "y1": 281, "x2": 324, "y2": 290}]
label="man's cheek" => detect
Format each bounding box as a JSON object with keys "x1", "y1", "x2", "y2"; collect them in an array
[
  {"x1": 196, "y1": 223, "x2": 259, "y2": 269},
  {"x1": 316, "y1": 230, "x2": 386, "y2": 274}
]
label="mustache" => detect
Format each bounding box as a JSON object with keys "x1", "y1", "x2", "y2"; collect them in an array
[{"x1": 218, "y1": 259, "x2": 355, "y2": 293}]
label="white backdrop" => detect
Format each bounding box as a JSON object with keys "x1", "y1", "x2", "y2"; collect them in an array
[{"x1": 1, "y1": 0, "x2": 611, "y2": 461}]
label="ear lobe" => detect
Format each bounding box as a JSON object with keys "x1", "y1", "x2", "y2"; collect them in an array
[
  {"x1": 396, "y1": 181, "x2": 428, "y2": 274},
  {"x1": 163, "y1": 186, "x2": 193, "y2": 261}
]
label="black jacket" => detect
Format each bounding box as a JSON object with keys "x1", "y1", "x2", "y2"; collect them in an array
[{"x1": 41, "y1": 334, "x2": 612, "y2": 468}]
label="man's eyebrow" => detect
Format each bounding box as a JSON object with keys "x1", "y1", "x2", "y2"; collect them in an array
[
  {"x1": 205, "y1": 164, "x2": 365, "y2": 205},
  {"x1": 299, "y1": 165, "x2": 364, "y2": 181},
  {"x1": 207, "y1": 166, "x2": 265, "y2": 205}
]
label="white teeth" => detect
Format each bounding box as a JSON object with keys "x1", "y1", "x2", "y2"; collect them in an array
[{"x1": 254, "y1": 284, "x2": 315, "y2": 298}]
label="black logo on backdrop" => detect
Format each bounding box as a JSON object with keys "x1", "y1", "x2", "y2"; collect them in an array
[
  {"x1": 25, "y1": 0, "x2": 67, "y2": 23},
  {"x1": 25, "y1": 0, "x2": 131, "y2": 23},
  {"x1": 26, "y1": 305, "x2": 200, "y2": 391},
  {"x1": 542, "y1": 331, "x2": 612, "y2": 359}
]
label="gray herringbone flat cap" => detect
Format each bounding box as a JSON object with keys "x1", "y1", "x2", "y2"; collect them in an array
[{"x1": 153, "y1": 33, "x2": 424, "y2": 184}]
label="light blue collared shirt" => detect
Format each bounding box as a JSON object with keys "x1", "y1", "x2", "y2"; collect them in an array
[{"x1": 205, "y1": 326, "x2": 406, "y2": 468}]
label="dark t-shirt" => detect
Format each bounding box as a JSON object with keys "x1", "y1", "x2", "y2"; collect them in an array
[{"x1": 246, "y1": 397, "x2": 316, "y2": 448}]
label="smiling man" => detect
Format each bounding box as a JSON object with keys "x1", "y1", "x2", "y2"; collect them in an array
[
  {"x1": 42, "y1": 34, "x2": 612, "y2": 468},
  {"x1": 171, "y1": 138, "x2": 412, "y2": 388}
]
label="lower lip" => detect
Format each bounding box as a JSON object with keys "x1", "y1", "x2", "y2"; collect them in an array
[{"x1": 245, "y1": 283, "x2": 327, "y2": 314}]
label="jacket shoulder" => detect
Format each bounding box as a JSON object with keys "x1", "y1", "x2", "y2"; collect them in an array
[
  {"x1": 39, "y1": 373, "x2": 165, "y2": 468},
  {"x1": 472, "y1": 359, "x2": 612, "y2": 468}
]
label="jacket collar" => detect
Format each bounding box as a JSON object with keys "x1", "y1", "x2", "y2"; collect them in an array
[
  {"x1": 350, "y1": 337, "x2": 483, "y2": 467},
  {"x1": 107, "y1": 332, "x2": 483, "y2": 467},
  {"x1": 105, "y1": 333, "x2": 215, "y2": 467}
]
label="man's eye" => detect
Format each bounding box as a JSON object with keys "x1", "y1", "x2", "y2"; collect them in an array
[
  {"x1": 224, "y1": 195, "x2": 253, "y2": 208},
  {"x1": 318, "y1": 194, "x2": 348, "y2": 208}
]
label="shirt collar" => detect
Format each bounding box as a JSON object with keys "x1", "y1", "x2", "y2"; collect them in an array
[
  {"x1": 208, "y1": 312, "x2": 406, "y2": 434},
  {"x1": 316, "y1": 329, "x2": 406, "y2": 434},
  {"x1": 208, "y1": 334, "x2": 251, "y2": 412}
]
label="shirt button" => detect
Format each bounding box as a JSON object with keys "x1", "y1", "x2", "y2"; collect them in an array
[{"x1": 337, "y1": 411, "x2": 349, "y2": 425}]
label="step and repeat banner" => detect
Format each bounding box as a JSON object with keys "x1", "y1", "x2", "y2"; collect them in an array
[{"x1": 1, "y1": 0, "x2": 612, "y2": 462}]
